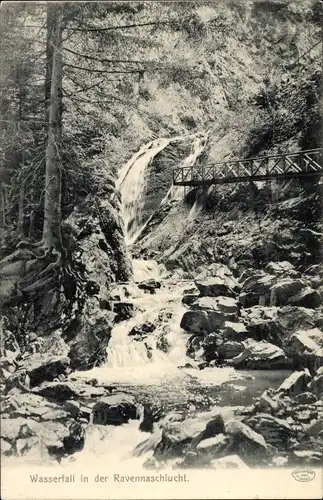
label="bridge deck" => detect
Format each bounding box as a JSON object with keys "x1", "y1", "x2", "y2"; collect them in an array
[{"x1": 173, "y1": 148, "x2": 323, "y2": 187}]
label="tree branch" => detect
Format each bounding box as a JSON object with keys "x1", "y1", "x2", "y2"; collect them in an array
[
  {"x1": 64, "y1": 63, "x2": 143, "y2": 74},
  {"x1": 69, "y1": 21, "x2": 168, "y2": 32},
  {"x1": 63, "y1": 47, "x2": 144, "y2": 64}
]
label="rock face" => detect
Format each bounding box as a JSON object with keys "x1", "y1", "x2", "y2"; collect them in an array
[
  {"x1": 195, "y1": 277, "x2": 238, "y2": 298},
  {"x1": 59, "y1": 190, "x2": 133, "y2": 370},
  {"x1": 66, "y1": 304, "x2": 114, "y2": 371},
  {"x1": 277, "y1": 370, "x2": 312, "y2": 397},
  {"x1": 228, "y1": 339, "x2": 291, "y2": 369},
  {"x1": 180, "y1": 310, "x2": 225, "y2": 335},
  {"x1": 15, "y1": 355, "x2": 70, "y2": 389}
]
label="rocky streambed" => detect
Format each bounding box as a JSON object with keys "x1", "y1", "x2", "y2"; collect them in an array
[{"x1": 1, "y1": 259, "x2": 323, "y2": 470}]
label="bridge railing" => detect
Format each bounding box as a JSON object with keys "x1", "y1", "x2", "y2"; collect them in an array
[{"x1": 173, "y1": 148, "x2": 323, "y2": 186}]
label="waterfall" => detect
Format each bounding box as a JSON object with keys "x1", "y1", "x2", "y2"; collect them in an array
[
  {"x1": 118, "y1": 132, "x2": 208, "y2": 245},
  {"x1": 161, "y1": 134, "x2": 208, "y2": 205},
  {"x1": 117, "y1": 138, "x2": 172, "y2": 245}
]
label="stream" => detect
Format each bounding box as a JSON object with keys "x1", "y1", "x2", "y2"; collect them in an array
[{"x1": 67, "y1": 137, "x2": 290, "y2": 468}]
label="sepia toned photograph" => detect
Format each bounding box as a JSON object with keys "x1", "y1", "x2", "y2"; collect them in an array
[{"x1": 0, "y1": 1, "x2": 322, "y2": 499}]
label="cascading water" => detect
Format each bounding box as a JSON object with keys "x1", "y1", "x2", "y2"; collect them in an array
[
  {"x1": 117, "y1": 138, "x2": 172, "y2": 245},
  {"x1": 161, "y1": 134, "x2": 208, "y2": 206}
]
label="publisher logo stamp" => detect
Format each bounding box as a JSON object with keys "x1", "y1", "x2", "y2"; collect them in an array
[{"x1": 292, "y1": 469, "x2": 315, "y2": 482}]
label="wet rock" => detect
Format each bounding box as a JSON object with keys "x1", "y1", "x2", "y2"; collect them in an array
[
  {"x1": 113, "y1": 302, "x2": 135, "y2": 321},
  {"x1": 192, "y1": 296, "x2": 239, "y2": 317},
  {"x1": 38, "y1": 332, "x2": 70, "y2": 357},
  {"x1": 62, "y1": 422, "x2": 85, "y2": 455},
  {"x1": 186, "y1": 335, "x2": 204, "y2": 360},
  {"x1": 266, "y1": 261, "x2": 298, "y2": 278},
  {"x1": 306, "y1": 418, "x2": 323, "y2": 437},
  {"x1": 240, "y1": 272, "x2": 276, "y2": 305},
  {"x1": 288, "y1": 288, "x2": 322, "y2": 309},
  {"x1": 1, "y1": 417, "x2": 31, "y2": 442},
  {"x1": 195, "y1": 277, "x2": 237, "y2": 298},
  {"x1": 138, "y1": 279, "x2": 161, "y2": 293},
  {"x1": 154, "y1": 414, "x2": 225, "y2": 459},
  {"x1": 277, "y1": 370, "x2": 312, "y2": 397},
  {"x1": 269, "y1": 279, "x2": 303, "y2": 307},
  {"x1": 63, "y1": 400, "x2": 81, "y2": 417},
  {"x1": 308, "y1": 373, "x2": 323, "y2": 398},
  {"x1": 2, "y1": 392, "x2": 58, "y2": 418},
  {"x1": 228, "y1": 339, "x2": 291, "y2": 369},
  {"x1": 258, "y1": 390, "x2": 279, "y2": 413},
  {"x1": 66, "y1": 303, "x2": 114, "y2": 371},
  {"x1": 129, "y1": 322, "x2": 156, "y2": 337},
  {"x1": 196, "y1": 433, "x2": 231, "y2": 455},
  {"x1": 292, "y1": 449, "x2": 322, "y2": 465},
  {"x1": 245, "y1": 413, "x2": 294, "y2": 447},
  {"x1": 211, "y1": 454, "x2": 249, "y2": 469},
  {"x1": 293, "y1": 392, "x2": 317, "y2": 405},
  {"x1": 0, "y1": 327, "x2": 20, "y2": 359},
  {"x1": 180, "y1": 310, "x2": 225, "y2": 335},
  {"x1": 224, "y1": 419, "x2": 268, "y2": 459},
  {"x1": 92, "y1": 394, "x2": 138, "y2": 425},
  {"x1": 277, "y1": 306, "x2": 323, "y2": 333},
  {"x1": 284, "y1": 329, "x2": 323, "y2": 371},
  {"x1": 182, "y1": 294, "x2": 199, "y2": 306},
  {"x1": 242, "y1": 306, "x2": 283, "y2": 346},
  {"x1": 139, "y1": 404, "x2": 165, "y2": 433},
  {"x1": 222, "y1": 321, "x2": 249, "y2": 342},
  {"x1": 1, "y1": 438, "x2": 12, "y2": 455},
  {"x1": 16, "y1": 354, "x2": 70, "y2": 388},
  {"x1": 218, "y1": 341, "x2": 245, "y2": 360},
  {"x1": 32, "y1": 380, "x2": 106, "y2": 401}
]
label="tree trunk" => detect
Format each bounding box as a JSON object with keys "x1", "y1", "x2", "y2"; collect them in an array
[
  {"x1": 17, "y1": 178, "x2": 25, "y2": 237},
  {"x1": 42, "y1": 15, "x2": 63, "y2": 251},
  {"x1": 45, "y1": 6, "x2": 55, "y2": 123}
]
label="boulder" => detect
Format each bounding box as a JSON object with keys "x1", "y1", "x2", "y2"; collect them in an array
[
  {"x1": 292, "y1": 449, "x2": 322, "y2": 465},
  {"x1": 269, "y1": 279, "x2": 303, "y2": 307},
  {"x1": 154, "y1": 414, "x2": 225, "y2": 459},
  {"x1": 245, "y1": 413, "x2": 294, "y2": 447},
  {"x1": 138, "y1": 279, "x2": 161, "y2": 293},
  {"x1": 288, "y1": 288, "x2": 322, "y2": 309},
  {"x1": 218, "y1": 341, "x2": 245, "y2": 360},
  {"x1": 224, "y1": 419, "x2": 268, "y2": 458},
  {"x1": 277, "y1": 306, "x2": 323, "y2": 333},
  {"x1": 241, "y1": 272, "x2": 276, "y2": 305},
  {"x1": 211, "y1": 454, "x2": 249, "y2": 469},
  {"x1": 129, "y1": 322, "x2": 156, "y2": 337},
  {"x1": 222, "y1": 321, "x2": 249, "y2": 342},
  {"x1": 277, "y1": 370, "x2": 312, "y2": 397},
  {"x1": 67, "y1": 303, "x2": 114, "y2": 371},
  {"x1": 284, "y1": 330, "x2": 323, "y2": 369},
  {"x1": 293, "y1": 392, "x2": 317, "y2": 405},
  {"x1": 16, "y1": 354, "x2": 70, "y2": 388},
  {"x1": 258, "y1": 390, "x2": 279, "y2": 413},
  {"x1": 266, "y1": 261, "x2": 298, "y2": 278},
  {"x1": 196, "y1": 433, "x2": 231, "y2": 455},
  {"x1": 113, "y1": 302, "x2": 135, "y2": 321},
  {"x1": 1, "y1": 438, "x2": 12, "y2": 455},
  {"x1": 192, "y1": 296, "x2": 239, "y2": 317},
  {"x1": 92, "y1": 394, "x2": 138, "y2": 425},
  {"x1": 32, "y1": 380, "x2": 106, "y2": 401},
  {"x1": 180, "y1": 310, "x2": 225, "y2": 335},
  {"x1": 182, "y1": 294, "x2": 199, "y2": 306},
  {"x1": 228, "y1": 339, "x2": 291, "y2": 369},
  {"x1": 243, "y1": 306, "x2": 283, "y2": 346},
  {"x1": 308, "y1": 374, "x2": 323, "y2": 398},
  {"x1": 195, "y1": 276, "x2": 238, "y2": 298}
]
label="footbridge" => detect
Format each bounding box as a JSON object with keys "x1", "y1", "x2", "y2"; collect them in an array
[{"x1": 172, "y1": 148, "x2": 323, "y2": 187}]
